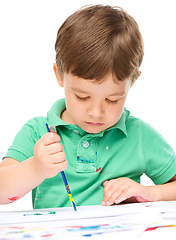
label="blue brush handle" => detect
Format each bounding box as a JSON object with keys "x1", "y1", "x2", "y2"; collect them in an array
[
  {"x1": 60, "y1": 171, "x2": 77, "y2": 211},
  {"x1": 61, "y1": 171, "x2": 70, "y2": 193},
  {"x1": 46, "y1": 123, "x2": 77, "y2": 211}
]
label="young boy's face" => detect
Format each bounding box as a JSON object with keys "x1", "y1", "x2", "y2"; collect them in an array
[{"x1": 54, "y1": 66, "x2": 132, "y2": 134}]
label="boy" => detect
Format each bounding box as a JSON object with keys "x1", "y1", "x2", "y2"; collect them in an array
[{"x1": 0, "y1": 5, "x2": 176, "y2": 208}]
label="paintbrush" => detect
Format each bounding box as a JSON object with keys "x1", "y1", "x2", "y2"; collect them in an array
[{"x1": 46, "y1": 123, "x2": 77, "y2": 211}]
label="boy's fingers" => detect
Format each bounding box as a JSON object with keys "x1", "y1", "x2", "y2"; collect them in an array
[
  {"x1": 103, "y1": 180, "x2": 124, "y2": 205},
  {"x1": 134, "y1": 196, "x2": 149, "y2": 203},
  {"x1": 56, "y1": 160, "x2": 68, "y2": 172},
  {"x1": 49, "y1": 151, "x2": 66, "y2": 164},
  {"x1": 102, "y1": 178, "x2": 148, "y2": 206},
  {"x1": 103, "y1": 180, "x2": 108, "y2": 187},
  {"x1": 48, "y1": 160, "x2": 68, "y2": 177},
  {"x1": 108, "y1": 188, "x2": 126, "y2": 205},
  {"x1": 49, "y1": 125, "x2": 57, "y2": 133},
  {"x1": 114, "y1": 187, "x2": 132, "y2": 204},
  {"x1": 46, "y1": 142, "x2": 64, "y2": 155},
  {"x1": 103, "y1": 187, "x2": 124, "y2": 205},
  {"x1": 114, "y1": 184, "x2": 145, "y2": 204},
  {"x1": 42, "y1": 132, "x2": 61, "y2": 145}
]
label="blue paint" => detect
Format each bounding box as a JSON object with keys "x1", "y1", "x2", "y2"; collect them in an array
[
  {"x1": 23, "y1": 211, "x2": 56, "y2": 216},
  {"x1": 72, "y1": 201, "x2": 77, "y2": 212},
  {"x1": 83, "y1": 232, "x2": 104, "y2": 237},
  {"x1": 23, "y1": 234, "x2": 32, "y2": 238},
  {"x1": 81, "y1": 225, "x2": 101, "y2": 230},
  {"x1": 68, "y1": 225, "x2": 103, "y2": 232},
  {"x1": 77, "y1": 156, "x2": 94, "y2": 163}
]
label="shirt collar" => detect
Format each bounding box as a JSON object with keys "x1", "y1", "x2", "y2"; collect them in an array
[
  {"x1": 106, "y1": 108, "x2": 129, "y2": 137},
  {"x1": 47, "y1": 98, "x2": 68, "y2": 127},
  {"x1": 47, "y1": 99, "x2": 87, "y2": 136},
  {"x1": 47, "y1": 98, "x2": 129, "y2": 137}
]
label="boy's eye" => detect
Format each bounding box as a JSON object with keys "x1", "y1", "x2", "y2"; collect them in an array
[
  {"x1": 106, "y1": 98, "x2": 119, "y2": 104},
  {"x1": 76, "y1": 95, "x2": 90, "y2": 101},
  {"x1": 76, "y1": 95, "x2": 118, "y2": 104}
]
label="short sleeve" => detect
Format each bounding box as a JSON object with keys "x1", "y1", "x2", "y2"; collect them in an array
[
  {"x1": 3, "y1": 117, "x2": 47, "y2": 162},
  {"x1": 142, "y1": 121, "x2": 176, "y2": 184}
]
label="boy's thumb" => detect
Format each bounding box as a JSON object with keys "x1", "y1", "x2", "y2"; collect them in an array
[{"x1": 49, "y1": 125, "x2": 57, "y2": 134}]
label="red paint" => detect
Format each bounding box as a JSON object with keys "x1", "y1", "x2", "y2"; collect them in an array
[
  {"x1": 8, "y1": 196, "x2": 20, "y2": 202},
  {"x1": 9, "y1": 226, "x2": 24, "y2": 229},
  {"x1": 41, "y1": 234, "x2": 53, "y2": 237},
  {"x1": 66, "y1": 184, "x2": 70, "y2": 192},
  {"x1": 145, "y1": 225, "x2": 175, "y2": 232},
  {"x1": 96, "y1": 167, "x2": 102, "y2": 172},
  {"x1": 64, "y1": 226, "x2": 85, "y2": 228},
  {"x1": 145, "y1": 227, "x2": 157, "y2": 232}
]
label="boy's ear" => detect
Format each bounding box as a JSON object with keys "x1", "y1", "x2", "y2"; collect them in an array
[
  {"x1": 53, "y1": 63, "x2": 64, "y2": 87},
  {"x1": 130, "y1": 71, "x2": 142, "y2": 88}
]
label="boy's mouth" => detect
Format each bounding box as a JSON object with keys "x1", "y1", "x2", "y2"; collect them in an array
[{"x1": 85, "y1": 122, "x2": 104, "y2": 127}]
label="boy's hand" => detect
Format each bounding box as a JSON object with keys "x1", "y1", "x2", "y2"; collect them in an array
[
  {"x1": 101, "y1": 177, "x2": 152, "y2": 206},
  {"x1": 32, "y1": 132, "x2": 68, "y2": 179}
]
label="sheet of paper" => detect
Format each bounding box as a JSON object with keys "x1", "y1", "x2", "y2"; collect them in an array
[
  {"x1": 0, "y1": 201, "x2": 175, "y2": 224},
  {"x1": 1, "y1": 202, "x2": 176, "y2": 239}
]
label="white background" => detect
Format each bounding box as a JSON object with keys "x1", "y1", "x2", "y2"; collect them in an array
[{"x1": 0, "y1": 0, "x2": 175, "y2": 211}]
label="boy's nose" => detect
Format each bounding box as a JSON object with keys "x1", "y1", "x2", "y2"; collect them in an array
[{"x1": 88, "y1": 104, "x2": 104, "y2": 118}]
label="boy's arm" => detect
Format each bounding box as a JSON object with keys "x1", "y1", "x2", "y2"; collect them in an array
[
  {"x1": 0, "y1": 132, "x2": 68, "y2": 204},
  {"x1": 150, "y1": 174, "x2": 176, "y2": 201},
  {"x1": 0, "y1": 157, "x2": 44, "y2": 204},
  {"x1": 102, "y1": 175, "x2": 176, "y2": 206}
]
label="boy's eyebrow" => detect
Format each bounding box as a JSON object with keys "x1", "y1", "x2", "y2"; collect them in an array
[
  {"x1": 109, "y1": 92, "x2": 126, "y2": 97},
  {"x1": 70, "y1": 87, "x2": 126, "y2": 97},
  {"x1": 70, "y1": 87, "x2": 88, "y2": 94}
]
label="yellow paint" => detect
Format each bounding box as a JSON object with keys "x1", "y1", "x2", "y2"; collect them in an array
[{"x1": 68, "y1": 194, "x2": 73, "y2": 202}]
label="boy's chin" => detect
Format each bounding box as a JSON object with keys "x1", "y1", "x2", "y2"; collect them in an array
[{"x1": 83, "y1": 126, "x2": 104, "y2": 134}]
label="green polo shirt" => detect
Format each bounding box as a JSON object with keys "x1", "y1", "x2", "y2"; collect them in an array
[{"x1": 3, "y1": 99, "x2": 176, "y2": 209}]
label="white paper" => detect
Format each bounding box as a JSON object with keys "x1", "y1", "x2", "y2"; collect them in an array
[
  {"x1": 0, "y1": 201, "x2": 175, "y2": 224},
  {"x1": 0, "y1": 202, "x2": 176, "y2": 239}
]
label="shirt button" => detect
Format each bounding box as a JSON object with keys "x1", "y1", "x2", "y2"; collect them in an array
[
  {"x1": 73, "y1": 129, "x2": 79, "y2": 134},
  {"x1": 83, "y1": 141, "x2": 89, "y2": 148}
]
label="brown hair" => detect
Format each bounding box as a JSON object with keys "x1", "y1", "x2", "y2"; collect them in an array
[{"x1": 55, "y1": 5, "x2": 144, "y2": 83}]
